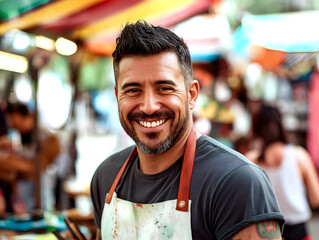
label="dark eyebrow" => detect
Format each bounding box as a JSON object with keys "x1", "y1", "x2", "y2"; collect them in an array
[
  {"x1": 121, "y1": 80, "x2": 177, "y2": 90},
  {"x1": 156, "y1": 80, "x2": 177, "y2": 86},
  {"x1": 121, "y1": 82, "x2": 141, "y2": 90}
]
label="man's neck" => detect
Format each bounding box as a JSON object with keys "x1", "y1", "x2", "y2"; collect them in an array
[{"x1": 136, "y1": 128, "x2": 201, "y2": 174}]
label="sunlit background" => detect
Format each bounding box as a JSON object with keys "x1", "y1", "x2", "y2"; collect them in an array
[{"x1": 1, "y1": 0, "x2": 319, "y2": 238}]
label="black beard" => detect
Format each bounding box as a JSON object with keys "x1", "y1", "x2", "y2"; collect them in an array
[
  {"x1": 119, "y1": 106, "x2": 189, "y2": 154},
  {"x1": 136, "y1": 134, "x2": 173, "y2": 154}
]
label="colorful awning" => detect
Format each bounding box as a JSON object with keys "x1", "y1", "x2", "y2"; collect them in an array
[
  {"x1": 0, "y1": 0, "x2": 212, "y2": 55},
  {"x1": 239, "y1": 10, "x2": 319, "y2": 53}
]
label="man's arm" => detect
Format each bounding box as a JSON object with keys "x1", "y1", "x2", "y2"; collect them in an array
[
  {"x1": 296, "y1": 146, "x2": 319, "y2": 208},
  {"x1": 0, "y1": 155, "x2": 34, "y2": 175},
  {"x1": 0, "y1": 135, "x2": 11, "y2": 151},
  {"x1": 231, "y1": 220, "x2": 282, "y2": 240},
  {"x1": 0, "y1": 170, "x2": 16, "y2": 182}
]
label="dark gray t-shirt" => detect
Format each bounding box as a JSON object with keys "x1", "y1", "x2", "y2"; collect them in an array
[{"x1": 91, "y1": 135, "x2": 285, "y2": 239}]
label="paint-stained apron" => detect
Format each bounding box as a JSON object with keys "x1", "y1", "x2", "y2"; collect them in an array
[{"x1": 101, "y1": 129, "x2": 196, "y2": 239}]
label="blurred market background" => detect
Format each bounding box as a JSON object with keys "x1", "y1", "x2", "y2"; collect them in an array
[{"x1": 1, "y1": 0, "x2": 319, "y2": 239}]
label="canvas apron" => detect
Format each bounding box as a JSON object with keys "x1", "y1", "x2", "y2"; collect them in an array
[{"x1": 101, "y1": 129, "x2": 196, "y2": 240}]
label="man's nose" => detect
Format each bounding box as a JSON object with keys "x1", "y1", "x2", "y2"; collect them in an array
[{"x1": 139, "y1": 91, "x2": 161, "y2": 115}]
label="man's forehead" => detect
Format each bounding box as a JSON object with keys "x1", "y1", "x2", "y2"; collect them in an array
[{"x1": 118, "y1": 53, "x2": 181, "y2": 75}]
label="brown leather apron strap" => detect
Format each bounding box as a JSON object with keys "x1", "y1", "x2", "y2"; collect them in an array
[
  {"x1": 105, "y1": 128, "x2": 197, "y2": 212},
  {"x1": 105, "y1": 147, "x2": 137, "y2": 204},
  {"x1": 176, "y1": 128, "x2": 196, "y2": 212}
]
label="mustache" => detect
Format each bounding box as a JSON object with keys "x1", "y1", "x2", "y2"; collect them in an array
[{"x1": 128, "y1": 111, "x2": 174, "y2": 120}]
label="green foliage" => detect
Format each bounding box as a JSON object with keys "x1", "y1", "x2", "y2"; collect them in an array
[{"x1": 79, "y1": 56, "x2": 114, "y2": 91}]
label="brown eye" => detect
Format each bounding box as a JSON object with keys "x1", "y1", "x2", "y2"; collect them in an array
[
  {"x1": 125, "y1": 88, "x2": 141, "y2": 94},
  {"x1": 125, "y1": 88, "x2": 139, "y2": 93},
  {"x1": 158, "y1": 87, "x2": 173, "y2": 92}
]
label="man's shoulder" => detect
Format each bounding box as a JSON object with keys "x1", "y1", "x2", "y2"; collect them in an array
[
  {"x1": 196, "y1": 135, "x2": 251, "y2": 164},
  {"x1": 194, "y1": 135, "x2": 263, "y2": 179}
]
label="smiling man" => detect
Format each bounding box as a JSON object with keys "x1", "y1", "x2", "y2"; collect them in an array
[{"x1": 90, "y1": 21, "x2": 285, "y2": 240}]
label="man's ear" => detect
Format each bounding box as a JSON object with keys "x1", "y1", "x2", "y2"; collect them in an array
[{"x1": 188, "y1": 79, "x2": 200, "y2": 110}]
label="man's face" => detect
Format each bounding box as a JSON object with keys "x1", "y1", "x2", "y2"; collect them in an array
[{"x1": 115, "y1": 52, "x2": 194, "y2": 154}]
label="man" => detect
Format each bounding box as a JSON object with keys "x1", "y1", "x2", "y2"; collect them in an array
[
  {"x1": 0, "y1": 102, "x2": 35, "y2": 212},
  {"x1": 90, "y1": 21, "x2": 285, "y2": 240},
  {"x1": 0, "y1": 102, "x2": 60, "y2": 212}
]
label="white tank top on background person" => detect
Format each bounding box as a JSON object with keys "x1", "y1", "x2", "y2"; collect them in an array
[{"x1": 263, "y1": 144, "x2": 312, "y2": 225}]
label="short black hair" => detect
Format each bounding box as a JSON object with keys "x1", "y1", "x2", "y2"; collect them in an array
[
  {"x1": 112, "y1": 20, "x2": 193, "y2": 87},
  {"x1": 7, "y1": 102, "x2": 29, "y2": 116}
]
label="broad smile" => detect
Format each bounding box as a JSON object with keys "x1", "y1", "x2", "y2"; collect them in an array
[{"x1": 138, "y1": 119, "x2": 166, "y2": 128}]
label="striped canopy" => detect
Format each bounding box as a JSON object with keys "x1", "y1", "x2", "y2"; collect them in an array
[{"x1": 0, "y1": 0, "x2": 213, "y2": 55}]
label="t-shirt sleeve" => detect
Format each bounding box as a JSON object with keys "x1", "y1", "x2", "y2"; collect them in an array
[{"x1": 212, "y1": 163, "x2": 285, "y2": 240}]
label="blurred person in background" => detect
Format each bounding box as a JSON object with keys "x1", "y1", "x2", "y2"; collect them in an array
[
  {"x1": 0, "y1": 101, "x2": 60, "y2": 213},
  {"x1": 242, "y1": 104, "x2": 319, "y2": 240},
  {"x1": 0, "y1": 101, "x2": 35, "y2": 212}
]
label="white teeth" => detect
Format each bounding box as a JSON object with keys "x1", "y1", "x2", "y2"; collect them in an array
[{"x1": 139, "y1": 120, "x2": 165, "y2": 128}]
